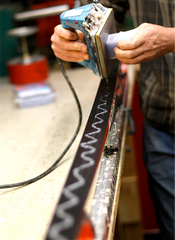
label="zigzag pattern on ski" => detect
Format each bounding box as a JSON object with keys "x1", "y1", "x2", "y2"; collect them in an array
[{"x1": 48, "y1": 94, "x2": 109, "y2": 240}]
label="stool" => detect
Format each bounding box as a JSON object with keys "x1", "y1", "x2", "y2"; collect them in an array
[{"x1": 7, "y1": 26, "x2": 48, "y2": 85}]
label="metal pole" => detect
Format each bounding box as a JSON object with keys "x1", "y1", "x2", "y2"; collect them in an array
[{"x1": 14, "y1": 4, "x2": 69, "y2": 21}]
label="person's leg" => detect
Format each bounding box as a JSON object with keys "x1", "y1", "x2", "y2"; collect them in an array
[{"x1": 143, "y1": 120, "x2": 174, "y2": 240}]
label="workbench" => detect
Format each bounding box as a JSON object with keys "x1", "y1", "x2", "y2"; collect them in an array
[
  {"x1": 0, "y1": 67, "x2": 100, "y2": 239},
  {"x1": 0, "y1": 65, "x2": 143, "y2": 240}
]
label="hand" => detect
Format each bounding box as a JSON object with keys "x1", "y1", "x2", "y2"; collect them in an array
[
  {"x1": 114, "y1": 23, "x2": 175, "y2": 64},
  {"x1": 51, "y1": 24, "x2": 89, "y2": 62}
]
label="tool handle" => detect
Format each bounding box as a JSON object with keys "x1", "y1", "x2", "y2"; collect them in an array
[
  {"x1": 106, "y1": 28, "x2": 138, "y2": 59},
  {"x1": 61, "y1": 21, "x2": 95, "y2": 71},
  {"x1": 60, "y1": 3, "x2": 104, "y2": 77},
  {"x1": 60, "y1": 21, "x2": 100, "y2": 76}
]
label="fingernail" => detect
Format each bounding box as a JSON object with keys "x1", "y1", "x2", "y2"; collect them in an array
[
  {"x1": 82, "y1": 46, "x2": 87, "y2": 52},
  {"x1": 84, "y1": 54, "x2": 89, "y2": 60}
]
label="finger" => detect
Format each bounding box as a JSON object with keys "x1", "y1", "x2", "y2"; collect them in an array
[
  {"x1": 114, "y1": 56, "x2": 138, "y2": 64},
  {"x1": 54, "y1": 51, "x2": 88, "y2": 62},
  {"x1": 51, "y1": 34, "x2": 88, "y2": 52},
  {"x1": 54, "y1": 24, "x2": 77, "y2": 41},
  {"x1": 115, "y1": 52, "x2": 148, "y2": 64},
  {"x1": 114, "y1": 47, "x2": 143, "y2": 60},
  {"x1": 54, "y1": 48, "x2": 89, "y2": 62},
  {"x1": 117, "y1": 33, "x2": 145, "y2": 50},
  {"x1": 62, "y1": 39, "x2": 88, "y2": 52}
]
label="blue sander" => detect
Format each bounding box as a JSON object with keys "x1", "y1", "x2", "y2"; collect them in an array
[{"x1": 60, "y1": 0, "x2": 137, "y2": 79}]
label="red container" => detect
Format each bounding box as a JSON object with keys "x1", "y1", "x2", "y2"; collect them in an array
[{"x1": 7, "y1": 55, "x2": 48, "y2": 85}]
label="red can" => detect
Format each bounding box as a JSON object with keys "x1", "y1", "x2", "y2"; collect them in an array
[{"x1": 7, "y1": 55, "x2": 48, "y2": 85}]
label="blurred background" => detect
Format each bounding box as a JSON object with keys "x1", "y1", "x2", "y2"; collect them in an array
[{"x1": 0, "y1": 0, "x2": 76, "y2": 77}]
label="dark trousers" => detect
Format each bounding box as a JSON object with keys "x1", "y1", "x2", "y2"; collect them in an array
[{"x1": 143, "y1": 120, "x2": 174, "y2": 240}]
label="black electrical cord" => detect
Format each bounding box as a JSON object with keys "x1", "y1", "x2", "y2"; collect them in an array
[{"x1": 0, "y1": 58, "x2": 82, "y2": 189}]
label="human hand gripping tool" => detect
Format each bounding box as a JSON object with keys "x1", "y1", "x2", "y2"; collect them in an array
[{"x1": 60, "y1": 0, "x2": 138, "y2": 79}]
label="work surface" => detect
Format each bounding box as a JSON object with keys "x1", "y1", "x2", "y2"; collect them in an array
[{"x1": 0, "y1": 67, "x2": 100, "y2": 240}]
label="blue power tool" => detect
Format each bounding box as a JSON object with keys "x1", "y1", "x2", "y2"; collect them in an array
[{"x1": 60, "y1": 1, "x2": 137, "y2": 79}]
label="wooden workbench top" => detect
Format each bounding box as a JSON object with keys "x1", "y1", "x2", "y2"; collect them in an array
[{"x1": 0, "y1": 67, "x2": 100, "y2": 240}]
